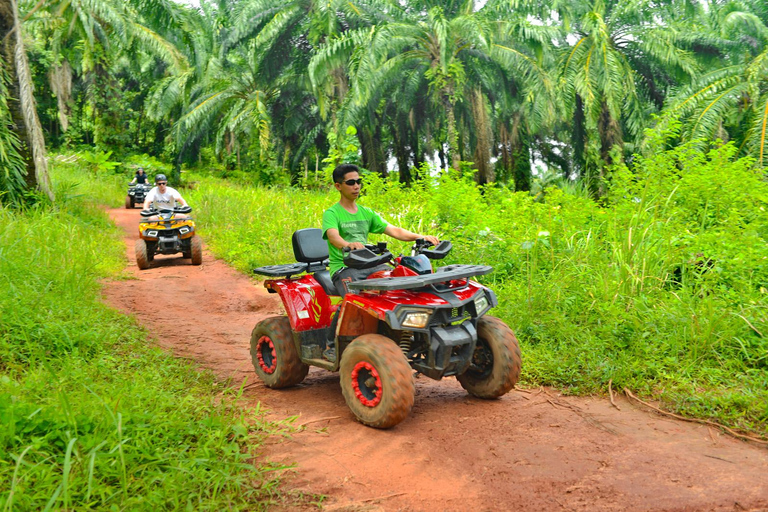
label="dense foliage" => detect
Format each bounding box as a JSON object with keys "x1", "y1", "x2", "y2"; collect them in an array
[{"x1": 0, "y1": 163, "x2": 288, "y2": 509}]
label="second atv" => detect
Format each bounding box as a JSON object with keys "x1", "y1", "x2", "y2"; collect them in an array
[
  {"x1": 125, "y1": 183, "x2": 150, "y2": 209},
  {"x1": 250, "y1": 228, "x2": 521, "y2": 428},
  {"x1": 135, "y1": 206, "x2": 203, "y2": 269}
]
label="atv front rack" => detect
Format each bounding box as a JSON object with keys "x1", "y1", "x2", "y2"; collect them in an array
[{"x1": 346, "y1": 264, "x2": 492, "y2": 291}]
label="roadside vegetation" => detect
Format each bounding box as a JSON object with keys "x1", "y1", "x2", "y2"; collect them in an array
[
  {"x1": 177, "y1": 127, "x2": 768, "y2": 437},
  {"x1": 0, "y1": 162, "x2": 288, "y2": 510}
]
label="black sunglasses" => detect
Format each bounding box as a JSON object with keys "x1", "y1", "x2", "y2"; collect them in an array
[
  {"x1": 156, "y1": 182, "x2": 167, "y2": 185},
  {"x1": 343, "y1": 178, "x2": 363, "y2": 186}
]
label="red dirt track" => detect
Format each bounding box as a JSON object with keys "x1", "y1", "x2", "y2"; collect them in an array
[{"x1": 103, "y1": 207, "x2": 768, "y2": 512}]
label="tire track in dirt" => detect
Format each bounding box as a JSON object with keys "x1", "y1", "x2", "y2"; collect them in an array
[{"x1": 103, "y1": 207, "x2": 768, "y2": 512}]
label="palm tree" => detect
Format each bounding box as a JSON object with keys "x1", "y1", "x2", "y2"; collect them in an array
[
  {"x1": 665, "y1": 1, "x2": 768, "y2": 166},
  {"x1": 1, "y1": 0, "x2": 54, "y2": 202},
  {"x1": 556, "y1": 0, "x2": 700, "y2": 191},
  {"x1": 312, "y1": 0, "x2": 558, "y2": 185},
  {"x1": 22, "y1": 0, "x2": 188, "y2": 147},
  {"x1": 173, "y1": 52, "x2": 274, "y2": 171}
]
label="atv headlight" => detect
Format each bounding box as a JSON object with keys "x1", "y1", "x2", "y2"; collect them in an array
[
  {"x1": 179, "y1": 227, "x2": 190, "y2": 234},
  {"x1": 146, "y1": 230, "x2": 158, "y2": 237},
  {"x1": 474, "y1": 294, "x2": 490, "y2": 315},
  {"x1": 402, "y1": 310, "x2": 430, "y2": 329}
]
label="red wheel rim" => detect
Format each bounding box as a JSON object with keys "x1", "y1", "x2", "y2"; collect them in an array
[
  {"x1": 350, "y1": 361, "x2": 383, "y2": 407},
  {"x1": 256, "y1": 336, "x2": 277, "y2": 374}
]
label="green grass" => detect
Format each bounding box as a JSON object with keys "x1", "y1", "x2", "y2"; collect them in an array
[
  {"x1": 0, "y1": 160, "x2": 293, "y2": 510},
  {"x1": 181, "y1": 141, "x2": 768, "y2": 437}
]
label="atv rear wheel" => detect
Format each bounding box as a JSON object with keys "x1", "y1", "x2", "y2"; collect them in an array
[
  {"x1": 250, "y1": 316, "x2": 308, "y2": 388},
  {"x1": 190, "y1": 235, "x2": 203, "y2": 265},
  {"x1": 340, "y1": 334, "x2": 415, "y2": 428},
  {"x1": 135, "y1": 239, "x2": 150, "y2": 270},
  {"x1": 125, "y1": 195, "x2": 133, "y2": 209},
  {"x1": 457, "y1": 316, "x2": 521, "y2": 399}
]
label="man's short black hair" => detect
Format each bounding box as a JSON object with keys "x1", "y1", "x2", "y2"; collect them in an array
[{"x1": 332, "y1": 164, "x2": 360, "y2": 183}]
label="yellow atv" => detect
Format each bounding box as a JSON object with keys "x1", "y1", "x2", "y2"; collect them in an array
[{"x1": 135, "y1": 206, "x2": 202, "y2": 270}]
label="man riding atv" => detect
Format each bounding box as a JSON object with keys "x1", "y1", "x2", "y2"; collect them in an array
[
  {"x1": 130, "y1": 167, "x2": 148, "y2": 185},
  {"x1": 250, "y1": 204, "x2": 521, "y2": 428},
  {"x1": 135, "y1": 175, "x2": 201, "y2": 269},
  {"x1": 125, "y1": 167, "x2": 150, "y2": 209},
  {"x1": 322, "y1": 164, "x2": 439, "y2": 361},
  {"x1": 143, "y1": 174, "x2": 189, "y2": 220}
]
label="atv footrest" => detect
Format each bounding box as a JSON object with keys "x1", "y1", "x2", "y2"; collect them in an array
[{"x1": 253, "y1": 262, "x2": 309, "y2": 277}]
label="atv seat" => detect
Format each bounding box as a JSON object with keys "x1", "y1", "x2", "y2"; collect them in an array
[
  {"x1": 292, "y1": 228, "x2": 337, "y2": 296},
  {"x1": 313, "y1": 270, "x2": 336, "y2": 296}
]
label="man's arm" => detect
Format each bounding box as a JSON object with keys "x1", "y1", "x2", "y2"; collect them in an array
[
  {"x1": 326, "y1": 228, "x2": 365, "y2": 251},
  {"x1": 384, "y1": 225, "x2": 439, "y2": 246},
  {"x1": 142, "y1": 189, "x2": 154, "y2": 210},
  {"x1": 175, "y1": 193, "x2": 188, "y2": 207}
]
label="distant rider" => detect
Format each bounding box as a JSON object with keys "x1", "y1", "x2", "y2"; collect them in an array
[
  {"x1": 130, "y1": 167, "x2": 148, "y2": 185},
  {"x1": 321, "y1": 163, "x2": 439, "y2": 361},
  {"x1": 143, "y1": 174, "x2": 189, "y2": 220}
]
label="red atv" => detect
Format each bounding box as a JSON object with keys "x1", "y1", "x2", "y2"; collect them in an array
[{"x1": 251, "y1": 228, "x2": 521, "y2": 428}]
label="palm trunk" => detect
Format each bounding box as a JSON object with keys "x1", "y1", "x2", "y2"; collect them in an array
[
  {"x1": 392, "y1": 121, "x2": 410, "y2": 184},
  {"x1": 49, "y1": 60, "x2": 72, "y2": 132},
  {"x1": 360, "y1": 125, "x2": 384, "y2": 176},
  {"x1": 470, "y1": 88, "x2": 493, "y2": 185},
  {"x1": 598, "y1": 100, "x2": 623, "y2": 196},
  {"x1": 444, "y1": 96, "x2": 460, "y2": 171},
  {"x1": 500, "y1": 114, "x2": 532, "y2": 191},
  {"x1": 1, "y1": 0, "x2": 54, "y2": 201}
]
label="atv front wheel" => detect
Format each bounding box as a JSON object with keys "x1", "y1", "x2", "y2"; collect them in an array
[
  {"x1": 125, "y1": 195, "x2": 133, "y2": 209},
  {"x1": 190, "y1": 235, "x2": 203, "y2": 265},
  {"x1": 340, "y1": 334, "x2": 415, "y2": 428},
  {"x1": 250, "y1": 316, "x2": 308, "y2": 388},
  {"x1": 457, "y1": 316, "x2": 521, "y2": 398},
  {"x1": 135, "y1": 239, "x2": 150, "y2": 270}
]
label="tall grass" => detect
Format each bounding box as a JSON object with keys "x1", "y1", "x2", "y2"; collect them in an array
[
  {"x1": 0, "y1": 161, "x2": 288, "y2": 510},
  {"x1": 184, "y1": 139, "x2": 768, "y2": 436}
]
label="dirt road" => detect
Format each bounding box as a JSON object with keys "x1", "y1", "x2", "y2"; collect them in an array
[{"x1": 103, "y1": 207, "x2": 768, "y2": 512}]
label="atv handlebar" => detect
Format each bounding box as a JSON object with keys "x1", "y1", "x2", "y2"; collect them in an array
[
  {"x1": 343, "y1": 244, "x2": 393, "y2": 269},
  {"x1": 417, "y1": 239, "x2": 451, "y2": 260},
  {"x1": 140, "y1": 205, "x2": 193, "y2": 217}
]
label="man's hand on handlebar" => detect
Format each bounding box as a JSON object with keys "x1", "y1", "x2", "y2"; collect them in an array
[
  {"x1": 420, "y1": 235, "x2": 440, "y2": 246},
  {"x1": 344, "y1": 241, "x2": 366, "y2": 251}
]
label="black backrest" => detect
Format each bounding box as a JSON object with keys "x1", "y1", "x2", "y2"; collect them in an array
[{"x1": 292, "y1": 228, "x2": 329, "y2": 263}]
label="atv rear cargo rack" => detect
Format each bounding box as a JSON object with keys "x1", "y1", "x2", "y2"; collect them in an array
[
  {"x1": 346, "y1": 264, "x2": 492, "y2": 291},
  {"x1": 253, "y1": 261, "x2": 328, "y2": 278}
]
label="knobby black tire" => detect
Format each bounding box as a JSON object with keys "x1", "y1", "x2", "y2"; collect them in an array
[
  {"x1": 190, "y1": 235, "x2": 203, "y2": 265},
  {"x1": 457, "y1": 316, "x2": 521, "y2": 399},
  {"x1": 339, "y1": 334, "x2": 415, "y2": 428},
  {"x1": 135, "y1": 239, "x2": 150, "y2": 270},
  {"x1": 125, "y1": 195, "x2": 132, "y2": 209},
  {"x1": 250, "y1": 316, "x2": 308, "y2": 388}
]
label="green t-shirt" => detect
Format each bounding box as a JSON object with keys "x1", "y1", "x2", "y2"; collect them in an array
[{"x1": 322, "y1": 203, "x2": 388, "y2": 276}]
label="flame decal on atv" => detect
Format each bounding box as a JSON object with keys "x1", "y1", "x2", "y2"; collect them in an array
[{"x1": 308, "y1": 287, "x2": 322, "y2": 323}]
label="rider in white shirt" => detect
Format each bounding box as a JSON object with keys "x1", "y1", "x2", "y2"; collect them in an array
[{"x1": 143, "y1": 174, "x2": 189, "y2": 219}]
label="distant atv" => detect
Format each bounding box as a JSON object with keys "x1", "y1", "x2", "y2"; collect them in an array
[
  {"x1": 125, "y1": 183, "x2": 150, "y2": 209},
  {"x1": 135, "y1": 206, "x2": 202, "y2": 269},
  {"x1": 251, "y1": 228, "x2": 521, "y2": 428}
]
